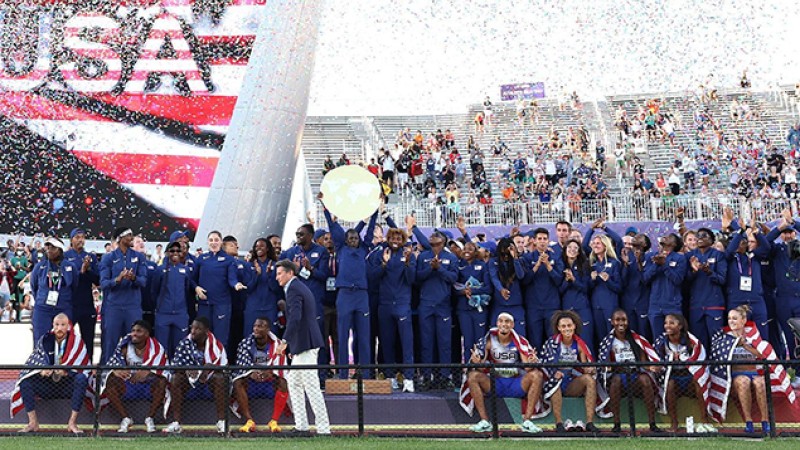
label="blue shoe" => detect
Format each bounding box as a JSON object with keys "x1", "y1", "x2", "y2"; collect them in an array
[
  {"x1": 744, "y1": 421, "x2": 754, "y2": 433},
  {"x1": 762, "y1": 421, "x2": 770, "y2": 434}
]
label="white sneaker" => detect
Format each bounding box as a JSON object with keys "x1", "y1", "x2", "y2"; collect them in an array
[
  {"x1": 391, "y1": 378, "x2": 400, "y2": 390},
  {"x1": 792, "y1": 377, "x2": 800, "y2": 389},
  {"x1": 216, "y1": 420, "x2": 226, "y2": 433},
  {"x1": 403, "y1": 379, "x2": 415, "y2": 393},
  {"x1": 574, "y1": 420, "x2": 585, "y2": 431},
  {"x1": 118, "y1": 417, "x2": 133, "y2": 433},
  {"x1": 469, "y1": 419, "x2": 492, "y2": 433},
  {"x1": 163, "y1": 421, "x2": 182, "y2": 434},
  {"x1": 699, "y1": 423, "x2": 717, "y2": 433},
  {"x1": 144, "y1": 417, "x2": 156, "y2": 433},
  {"x1": 521, "y1": 419, "x2": 543, "y2": 434},
  {"x1": 564, "y1": 419, "x2": 575, "y2": 431}
]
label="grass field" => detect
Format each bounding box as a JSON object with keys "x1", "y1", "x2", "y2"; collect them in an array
[{"x1": 0, "y1": 437, "x2": 797, "y2": 449}]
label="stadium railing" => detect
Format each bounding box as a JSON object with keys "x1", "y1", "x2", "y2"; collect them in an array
[
  {"x1": 1, "y1": 359, "x2": 798, "y2": 438},
  {"x1": 315, "y1": 196, "x2": 797, "y2": 229}
]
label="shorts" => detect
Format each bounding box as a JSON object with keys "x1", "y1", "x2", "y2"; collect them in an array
[
  {"x1": 732, "y1": 370, "x2": 760, "y2": 381},
  {"x1": 671, "y1": 375, "x2": 693, "y2": 393},
  {"x1": 612, "y1": 372, "x2": 642, "y2": 390},
  {"x1": 494, "y1": 376, "x2": 526, "y2": 398},
  {"x1": 559, "y1": 371, "x2": 574, "y2": 393}
]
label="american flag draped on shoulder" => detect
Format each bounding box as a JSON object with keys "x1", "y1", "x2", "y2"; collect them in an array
[
  {"x1": 596, "y1": 330, "x2": 661, "y2": 417},
  {"x1": 652, "y1": 332, "x2": 709, "y2": 415},
  {"x1": 172, "y1": 331, "x2": 227, "y2": 387},
  {"x1": 459, "y1": 327, "x2": 537, "y2": 416},
  {"x1": 95, "y1": 334, "x2": 171, "y2": 417},
  {"x1": 232, "y1": 332, "x2": 287, "y2": 382},
  {"x1": 708, "y1": 321, "x2": 795, "y2": 423},
  {"x1": 10, "y1": 330, "x2": 91, "y2": 417},
  {"x1": 230, "y1": 332, "x2": 288, "y2": 418},
  {"x1": 540, "y1": 333, "x2": 612, "y2": 418}
]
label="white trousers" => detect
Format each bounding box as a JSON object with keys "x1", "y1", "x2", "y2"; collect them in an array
[{"x1": 288, "y1": 348, "x2": 330, "y2": 433}]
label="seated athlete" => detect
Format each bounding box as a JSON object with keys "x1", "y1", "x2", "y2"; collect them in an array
[
  {"x1": 652, "y1": 313, "x2": 715, "y2": 433},
  {"x1": 597, "y1": 309, "x2": 661, "y2": 433},
  {"x1": 102, "y1": 320, "x2": 170, "y2": 433},
  {"x1": 464, "y1": 312, "x2": 544, "y2": 434},
  {"x1": 164, "y1": 317, "x2": 228, "y2": 434},
  {"x1": 232, "y1": 317, "x2": 289, "y2": 433},
  {"x1": 541, "y1": 310, "x2": 600, "y2": 433},
  {"x1": 12, "y1": 313, "x2": 90, "y2": 433},
  {"x1": 709, "y1": 305, "x2": 795, "y2": 434}
]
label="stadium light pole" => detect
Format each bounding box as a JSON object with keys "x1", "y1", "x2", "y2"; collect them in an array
[{"x1": 196, "y1": 0, "x2": 322, "y2": 246}]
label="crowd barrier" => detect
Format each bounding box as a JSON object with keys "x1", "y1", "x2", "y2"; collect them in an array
[{"x1": 2, "y1": 360, "x2": 799, "y2": 438}]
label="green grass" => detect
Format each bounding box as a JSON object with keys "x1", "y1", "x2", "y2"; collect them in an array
[{"x1": 0, "y1": 437, "x2": 797, "y2": 449}]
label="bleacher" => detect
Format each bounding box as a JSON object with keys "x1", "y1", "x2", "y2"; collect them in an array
[{"x1": 299, "y1": 88, "x2": 799, "y2": 226}]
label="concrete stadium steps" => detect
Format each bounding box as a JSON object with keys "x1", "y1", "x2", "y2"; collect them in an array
[{"x1": 301, "y1": 117, "x2": 364, "y2": 193}]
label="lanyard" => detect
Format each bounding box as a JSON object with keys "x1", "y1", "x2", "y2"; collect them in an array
[
  {"x1": 329, "y1": 252, "x2": 336, "y2": 276},
  {"x1": 736, "y1": 253, "x2": 752, "y2": 277},
  {"x1": 47, "y1": 264, "x2": 63, "y2": 290}
]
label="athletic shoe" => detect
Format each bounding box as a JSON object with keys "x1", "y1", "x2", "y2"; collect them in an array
[
  {"x1": 584, "y1": 422, "x2": 600, "y2": 433},
  {"x1": 391, "y1": 378, "x2": 400, "y2": 390},
  {"x1": 649, "y1": 424, "x2": 664, "y2": 433},
  {"x1": 555, "y1": 422, "x2": 566, "y2": 433},
  {"x1": 163, "y1": 422, "x2": 182, "y2": 434},
  {"x1": 745, "y1": 421, "x2": 754, "y2": 433},
  {"x1": 574, "y1": 420, "x2": 586, "y2": 431},
  {"x1": 144, "y1": 417, "x2": 156, "y2": 433},
  {"x1": 118, "y1": 417, "x2": 133, "y2": 433},
  {"x1": 611, "y1": 423, "x2": 622, "y2": 433},
  {"x1": 762, "y1": 421, "x2": 771, "y2": 434},
  {"x1": 469, "y1": 419, "x2": 492, "y2": 433},
  {"x1": 520, "y1": 420, "x2": 542, "y2": 434},
  {"x1": 563, "y1": 419, "x2": 575, "y2": 431},
  {"x1": 239, "y1": 419, "x2": 256, "y2": 433},
  {"x1": 403, "y1": 379, "x2": 415, "y2": 393},
  {"x1": 268, "y1": 420, "x2": 281, "y2": 433},
  {"x1": 216, "y1": 420, "x2": 226, "y2": 433}
]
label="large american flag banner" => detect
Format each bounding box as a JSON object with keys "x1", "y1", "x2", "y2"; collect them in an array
[
  {"x1": 653, "y1": 332, "x2": 710, "y2": 415},
  {"x1": 459, "y1": 327, "x2": 534, "y2": 417},
  {"x1": 10, "y1": 329, "x2": 91, "y2": 417},
  {"x1": 708, "y1": 321, "x2": 796, "y2": 422},
  {"x1": 172, "y1": 330, "x2": 227, "y2": 387},
  {"x1": 0, "y1": 1, "x2": 268, "y2": 236},
  {"x1": 596, "y1": 330, "x2": 661, "y2": 417}
]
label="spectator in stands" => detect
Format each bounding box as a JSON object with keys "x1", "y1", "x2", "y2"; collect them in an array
[
  {"x1": 165, "y1": 317, "x2": 228, "y2": 434},
  {"x1": 322, "y1": 155, "x2": 335, "y2": 176},
  {"x1": 336, "y1": 153, "x2": 349, "y2": 167},
  {"x1": 13, "y1": 313, "x2": 89, "y2": 434},
  {"x1": 232, "y1": 317, "x2": 289, "y2": 433},
  {"x1": 380, "y1": 149, "x2": 395, "y2": 192},
  {"x1": 0, "y1": 259, "x2": 16, "y2": 312},
  {"x1": 367, "y1": 158, "x2": 380, "y2": 177},
  {"x1": 102, "y1": 320, "x2": 169, "y2": 433},
  {"x1": 465, "y1": 313, "x2": 544, "y2": 434},
  {"x1": 474, "y1": 111, "x2": 485, "y2": 134}
]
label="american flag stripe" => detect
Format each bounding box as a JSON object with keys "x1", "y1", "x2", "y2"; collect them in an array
[
  {"x1": 172, "y1": 331, "x2": 227, "y2": 387},
  {"x1": 708, "y1": 321, "x2": 795, "y2": 423},
  {"x1": 459, "y1": 328, "x2": 533, "y2": 417},
  {"x1": 0, "y1": 2, "x2": 265, "y2": 228}
]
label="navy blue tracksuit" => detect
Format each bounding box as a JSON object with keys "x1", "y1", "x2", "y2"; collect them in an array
[
  {"x1": 643, "y1": 251, "x2": 686, "y2": 339},
  {"x1": 454, "y1": 258, "x2": 492, "y2": 361},
  {"x1": 193, "y1": 250, "x2": 238, "y2": 347},
  {"x1": 99, "y1": 248, "x2": 147, "y2": 363},
  {"x1": 685, "y1": 247, "x2": 727, "y2": 348},
  {"x1": 521, "y1": 248, "x2": 563, "y2": 350},
  {"x1": 64, "y1": 248, "x2": 99, "y2": 359},
  {"x1": 416, "y1": 248, "x2": 458, "y2": 379},
  {"x1": 152, "y1": 261, "x2": 195, "y2": 357}
]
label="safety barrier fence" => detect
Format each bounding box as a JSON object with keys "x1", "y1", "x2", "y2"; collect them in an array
[{"x1": 1, "y1": 360, "x2": 799, "y2": 438}]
